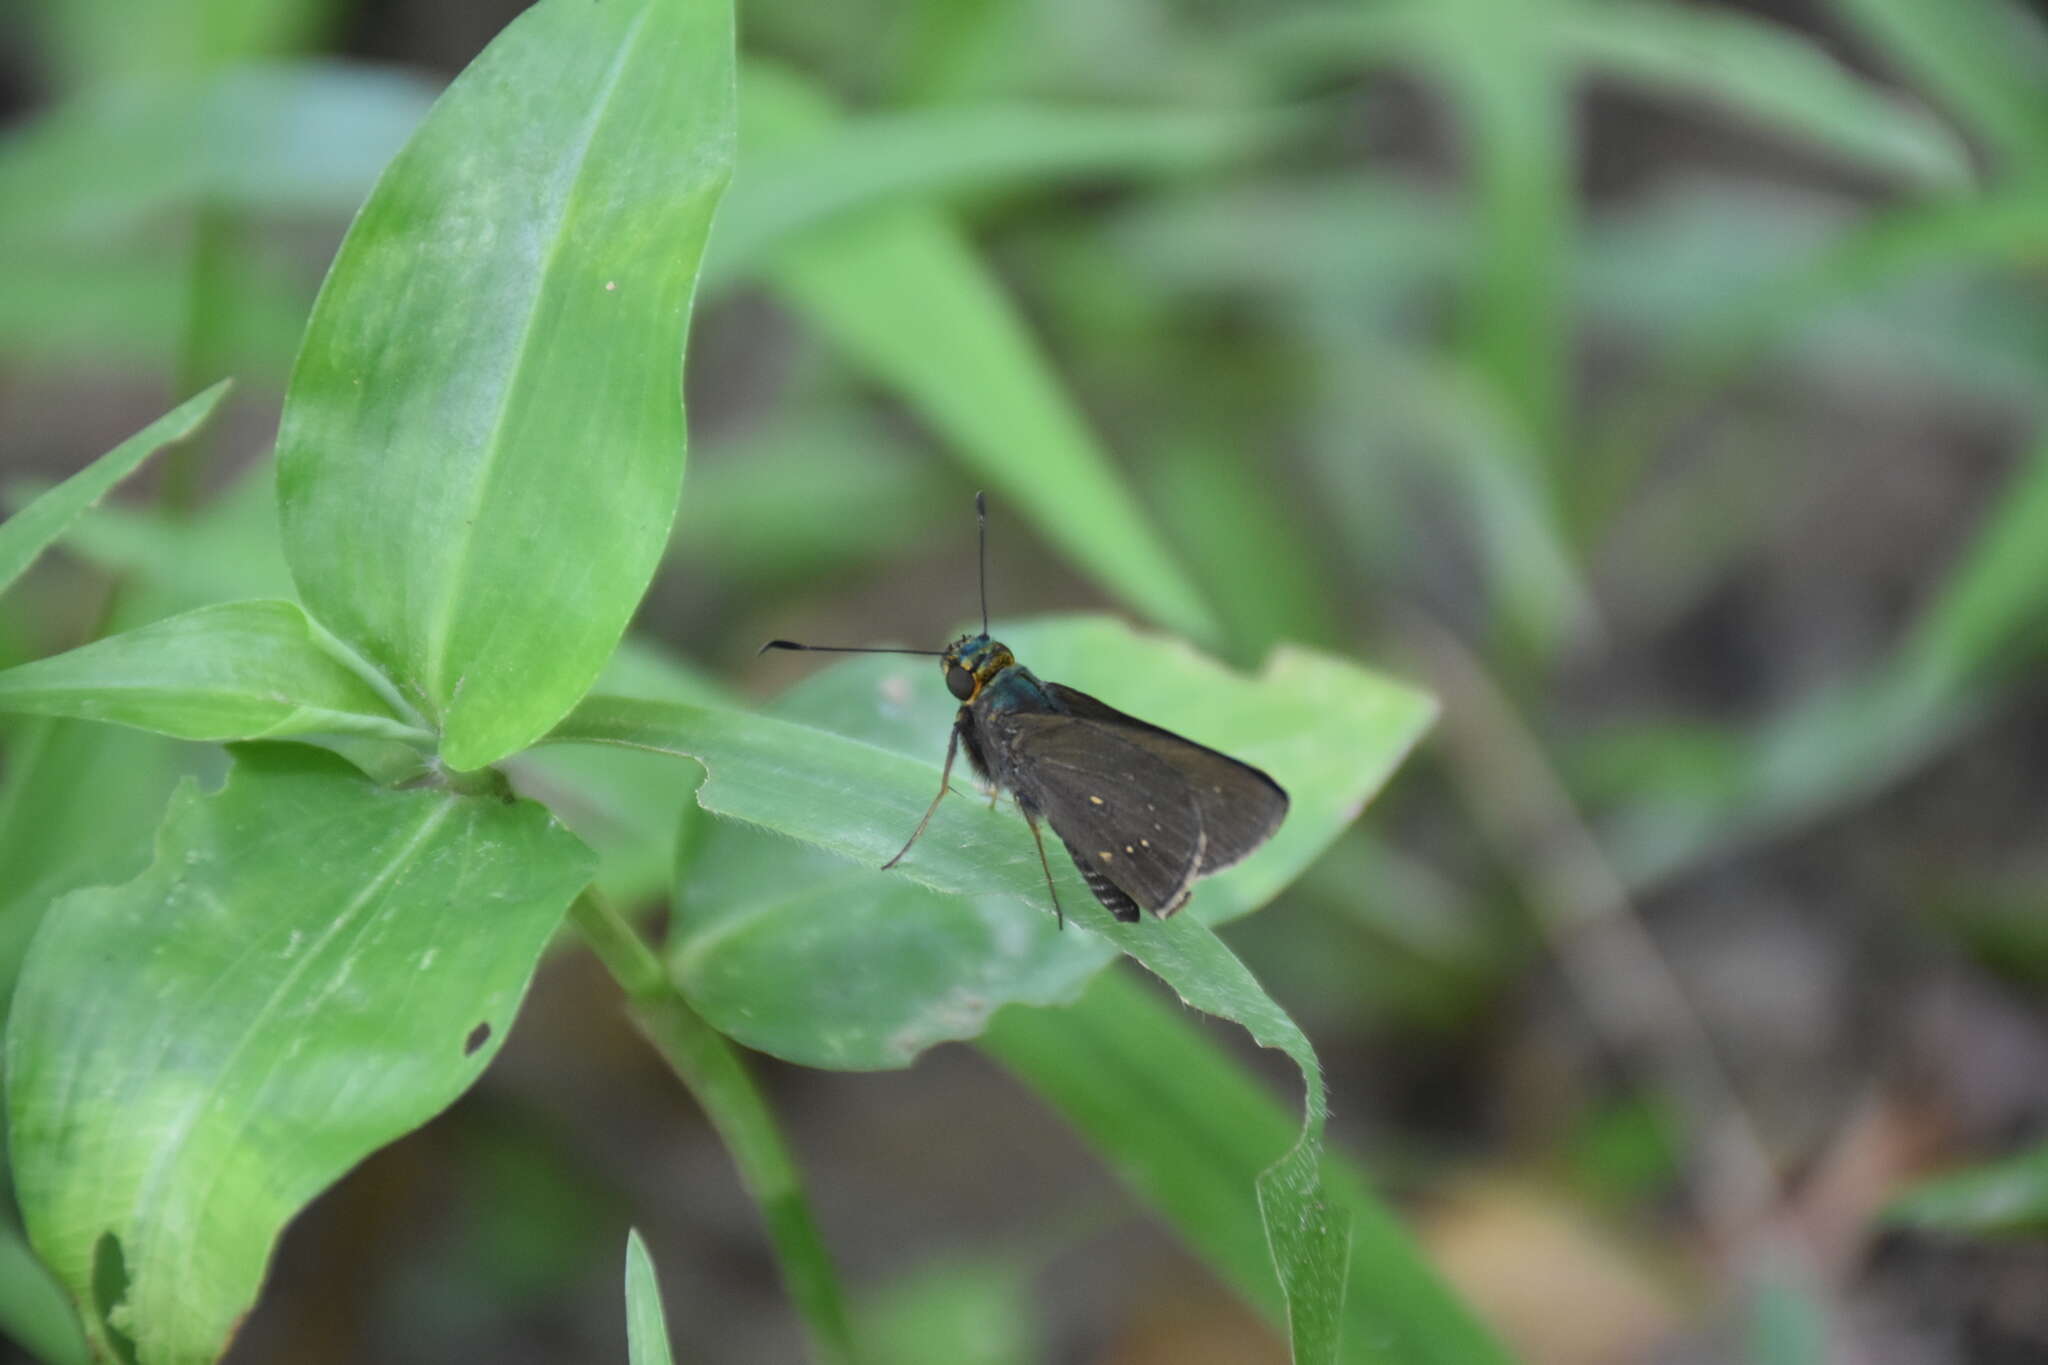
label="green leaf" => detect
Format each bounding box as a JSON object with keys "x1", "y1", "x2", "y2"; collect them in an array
[
  {"x1": 862, "y1": 1256, "x2": 1037, "y2": 1365},
  {"x1": 624, "y1": 1229, "x2": 675, "y2": 1365},
  {"x1": 748, "y1": 68, "x2": 1221, "y2": 645},
  {"x1": 0, "y1": 63, "x2": 435, "y2": 247},
  {"x1": 1745, "y1": 1269, "x2": 1829, "y2": 1365},
  {"x1": 984, "y1": 970, "x2": 1514, "y2": 1365},
  {"x1": 551, "y1": 617, "x2": 1434, "y2": 1364},
  {"x1": 0, "y1": 381, "x2": 228, "y2": 599},
  {"x1": 27, "y1": 0, "x2": 330, "y2": 91},
  {"x1": 0, "y1": 1215, "x2": 89, "y2": 1365},
  {"x1": 1417, "y1": 0, "x2": 1574, "y2": 481},
  {"x1": 1898, "y1": 435, "x2": 2048, "y2": 686},
  {"x1": 276, "y1": 0, "x2": 736, "y2": 772},
  {"x1": 708, "y1": 70, "x2": 1268, "y2": 287},
  {"x1": 1607, "y1": 433, "x2": 2048, "y2": 888},
  {"x1": 25, "y1": 457, "x2": 295, "y2": 607},
  {"x1": 670, "y1": 410, "x2": 953, "y2": 591},
  {"x1": 6, "y1": 744, "x2": 596, "y2": 1364},
  {"x1": 0, "y1": 599, "x2": 426, "y2": 745},
  {"x1": 1884, "y1": 1140, "x2": 2048, "y2": 1235},
  {"x1": 0, "y1": 240, "x2": 309, "y2": 382},
  {"x1": 552, "y1": 615, "x2": 1433, "y2": 1066},
  {"x1": 1586, "y1": 189, "x2": 2048, "y2": 529},
  {"x1": 1829, "y1": 0, "x2": 2048, "y2": 172},
  {"x1": 1144, "y1": 438, "x2": 1346, "y2": 660},
  {"x1": 512, "y1": 638, "x2": 728, "y2": 910},
  {"x1": 1562, "y1": 4, "x2": 1972, "y2": 190}
]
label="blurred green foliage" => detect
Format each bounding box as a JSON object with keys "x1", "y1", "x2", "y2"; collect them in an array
[{"x1": 4, "y1": 0, "x2": 2048, "y2": 1360}]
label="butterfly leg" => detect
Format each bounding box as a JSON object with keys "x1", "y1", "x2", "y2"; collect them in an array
[
  {"x1": 1020, "y1": 809, "x2": 1065, "y2": 931},
  {"x1": 883, "y1": 716, "x2": 964, "y2": 871}
]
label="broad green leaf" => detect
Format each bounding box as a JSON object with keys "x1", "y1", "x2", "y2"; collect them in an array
[
  {"x1": 0, "y1": 470, "x2": 286, "y2": 1038},
  {"x1": 1562, "y1": 5, "x2": 1971, "y2": 190},
  {"x1": 552, "y1": 615, "x2": 1433, "y2": 1067},
  {"x1": 0, "y1": 466, "x2": 308, "y2": 1009},
  {"x1": 276, "y1": 0, "x2": 736, "y2": 772},
  {"x1": 748, "y1": 67, "x2": 1221, "y2": 645},
  {"x1": 552, "y1": 617, "x2": 1433, "y2": 1363},
  {"x1": 7, "y1": 744, "x2": 596, "y2": 1365},
  {"x1": 1883, "y1": 1140, "x2": 2048, "y2": 1235},
  {"x1": 0, "y1": 630, "x2": 235, "y2": 1027},
  {"x1": 1828, "y1": 0, "x2": 2048, "y2": 172},
  {"x1": 0, "y1": 599, "x2": 425, "y2": 745},
  {"x1": 624, "y1": 1229, "x2": 675, "y2": 1365},
  {"x1": 984, "y1": 970, "x2": 1515, "y2": 1365},
  {"x1": 0, "y1": 381, "x2": 228, "y2": 598}
]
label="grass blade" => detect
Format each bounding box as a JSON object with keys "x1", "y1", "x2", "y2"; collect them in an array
[
  {"x1": 0, "y1": 380, "x2": 228, "y2": 598},
  {"x1": 984, "y1": 970, "x2": 1515, "y2": 1365},
  {"x1": 624, "y1": 1229, "x2": 676, "y2": 1365}
]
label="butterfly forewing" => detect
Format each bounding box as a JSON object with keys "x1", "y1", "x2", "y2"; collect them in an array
[
  {"x1": 1044, "y1": 684, "x2": 1288, "y2": 874},
  {"x1": 980, "y1": 710, "x2": 1206, "y2": 916}
]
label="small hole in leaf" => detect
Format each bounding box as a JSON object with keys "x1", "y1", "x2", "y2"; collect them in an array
[
  {"x1": 92, "y1": 1231, "x2": 140, "y2": 1365},
  {"x1": 464, "y1": 1021, "x2": 492, "y2": 1056}
]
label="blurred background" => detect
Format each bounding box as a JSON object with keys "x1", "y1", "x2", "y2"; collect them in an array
[{"x1": 4, "y1": 0, "x2": 2048, "y2": 1361}]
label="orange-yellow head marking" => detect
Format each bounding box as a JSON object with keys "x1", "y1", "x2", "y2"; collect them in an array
[{"x1": 941, "y1": 634, "x2": 1015, "y2": 703}]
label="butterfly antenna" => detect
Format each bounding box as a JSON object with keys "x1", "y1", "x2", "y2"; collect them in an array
[
  {"x1": 759, "y1": 641, "x2": 943, "y2": 656},
  {"x1": 975, "y1": 490, "x2": 990, "y2": 635}
]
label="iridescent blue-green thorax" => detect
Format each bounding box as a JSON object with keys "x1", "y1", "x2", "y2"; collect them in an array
[{"x1": 940, "y1": 633, "x2": 1054, "y2": 714}]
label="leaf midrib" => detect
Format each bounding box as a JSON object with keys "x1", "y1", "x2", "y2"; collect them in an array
[
  {"x1": 129, "y1": 794, "x2": 458, "y2": 1339},
  {"x1": 419, "y1": 2, "x2": 655, "y2": 711}
]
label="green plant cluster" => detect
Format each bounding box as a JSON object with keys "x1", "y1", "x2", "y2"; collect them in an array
[{"x1": 4, "y1": 0, "x2": 2048, "y2": 1361}]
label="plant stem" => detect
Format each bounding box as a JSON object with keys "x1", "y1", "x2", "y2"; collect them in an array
[
  {"x1": 568, "y1": 893, "x2": 860, "y2": 1365},
  {"x1": 162, "y1": 202, "x2": 240, "y2": 517}
]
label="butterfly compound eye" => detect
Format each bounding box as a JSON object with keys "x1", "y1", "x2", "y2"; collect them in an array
[{"x1": 945, "y1": 662, "x2": 976, "y2": 700}]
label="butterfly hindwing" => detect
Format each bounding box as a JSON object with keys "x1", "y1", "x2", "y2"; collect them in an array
[
  {"x1": 1043, "y1": 683, "x2": 1288, "y2": 874},
  {"x1": 978, "y1": 708, "x2": 1206, "y2": 916},
  {"x1": 1065, "y1": 841, "x2": 1144, "y2": 923}
]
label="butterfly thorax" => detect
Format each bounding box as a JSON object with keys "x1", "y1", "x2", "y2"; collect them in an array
[{"x1": 940, "y1": 634, "x2": 1053, "y2": 711}]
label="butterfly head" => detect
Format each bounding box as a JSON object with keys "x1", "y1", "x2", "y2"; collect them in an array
[{"x1": 942, "y1": 633, "x2": 1014, "y2": 702}]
